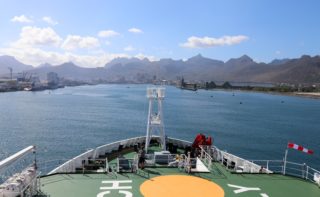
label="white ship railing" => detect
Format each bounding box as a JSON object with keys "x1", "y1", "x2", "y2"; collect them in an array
[
  {"x1": 166, "y1": 137, "x2": 192, "y2": 148},
  {"x1": 249, "y1": 160, "x2": 283, "y2": 173},
  {"x1": 48, "y1": 136, "x2": 149, "y2": 174},
  {"x1": 144, "y1": 153, "x2": 177, "y2": 166},
  {"x1": 45, "y1": 136, "x2": 320, "y2": 186},
  {"x1": 49, "y1": 149, "x2": 94, "y2": 173},
  {"x1": 92, "y1": 136, "x2": 146, "y2": 158},
  {"x1": 48, "y1": 136, "x2": 191, "y2": 174},
  {"x1": 47, "y1": 136, "x2": 263, "y2": 174},
  {"x1": 37, "y1": 159, "x2": 69, "y2": 174},
  {"x1": 211, "y1": 146, "x2": 269, "y2": 173},
  {"x1": 199, "y1": 145, "x2": 213, "y2": 169},
  {"x1": 307, "y1": 167, "x2": 320, "y2": 185},
  {"x1": 246, "y1": 159, "x2": 320, "y2": 185}
]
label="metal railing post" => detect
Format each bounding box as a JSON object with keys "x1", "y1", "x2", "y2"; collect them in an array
[
  {"x1": 283, "y1": 149, "x2": 288, "y2": 175},
  {"x1": 105, "y1": 158, "x2": 108, "y2": 173},
  {"x1": 302, "y1": 163, "x2": 306, "y2": 179},
  {"x1": 200, "y1": 146, "x2": 204, "y2": 159}
]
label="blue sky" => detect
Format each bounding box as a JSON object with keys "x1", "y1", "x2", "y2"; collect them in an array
[{"x1": 0, "y1": 0, "x2": 319, "y2": 67}]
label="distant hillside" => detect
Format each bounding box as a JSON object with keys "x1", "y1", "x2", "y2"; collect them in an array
[
  {"x1": 0, "y1": 56, "x2": 33, "y2": 77},
  {"x1": 103, "y1": 54, "x2": 320, "y2": 84},
  {"x1": 269, "y1": 58, "x2": 290, "y2": 65},
  {"x1": 254, "y1": 55, "x2": 320, "y2": 83},
  {"x1": 27, "y1": 62, "x2": 108, "y2": 81},
  {"x1": 1, "y1": 54, "x2": 320, "y2": 84}
]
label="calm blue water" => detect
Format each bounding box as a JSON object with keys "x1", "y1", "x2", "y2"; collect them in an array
[{"x1": 0, "y1": 84, "x2": 319, "y2": 171}]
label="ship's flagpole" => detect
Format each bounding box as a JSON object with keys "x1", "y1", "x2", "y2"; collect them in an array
[{"x1": 283, "y1": 148, "x2": 288, "y2": 175}]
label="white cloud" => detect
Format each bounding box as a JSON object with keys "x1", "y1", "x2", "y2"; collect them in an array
[
  {"x1": 275, "y1": 50, "x2": 281, "y2": 55},
  {"x1": 181, "y1": 35, "x2": 249, "y2": 48},
  {"x1": 0, "y1": 47, "x2": 67, "y2": 66},
  {"x1": 0, "y1": 25, "x2": 158, "y2": 67},
  {"x1": 105, "y1": 41, "x2": 111, "y2": 46},
  {"x1": 128, "y1": 28, "x2": 143, "y2": 34},
  {"x1": 42, "y1": 16, "x2": 58, "y2": 25},
  {"x1": 124, "y1": 45, "x2": 135, "y2": 51},
  {"x1": 134, "y1": 53, "x2": 158, "y2": 61},
  {"x1": 11, "y1": 15, "x2": 33, "y2": 23},
  {"x1": 98, "y1": 30, "x2": 119, "y2": 38},
  {"x1": 61, "y1": 35, "x2": 100, "y2": 50},
  {"x1": 12, "y1": 26, "x2": 62, "y2": 47}
]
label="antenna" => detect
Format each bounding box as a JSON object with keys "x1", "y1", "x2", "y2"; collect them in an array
[{"x1": 145, "y1": 87, "x2": 166, "y2": 152}]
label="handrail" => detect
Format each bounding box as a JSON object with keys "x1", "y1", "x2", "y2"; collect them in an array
[
  {"x1": 178, "y1": 154, "x2": 197, "y2": 173},
  {"x1": 250, "y1": 159, "x2": 283, "y2": 162},
  {"x1": 37, "y1": 159, "x2": 69, "y2": 174},
  {"x1": 212, "y1": 146, "x2": 266, "y2": 173},
  {"x1": 199, "y1": 145, "x2": 213, "y2": 169},
  {"x1": 249, "y1": 160, "x2": 283, "y2": 172},
  {"x1": 248, "y1": 158, "x2": 320, "y2": 185},
  {"x1": 0, "y1": 146, "x2": 35, "y2": 171},
  {"x1": 286, "y1": 161, "x2": 305, "y2": 166}
]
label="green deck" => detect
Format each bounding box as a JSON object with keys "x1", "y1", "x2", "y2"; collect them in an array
[{"x1": 40, "y1": 150, "x2": 320, "y2": 197}]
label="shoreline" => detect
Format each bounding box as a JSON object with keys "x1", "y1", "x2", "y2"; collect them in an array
[
  {"x1": 2, "y1": 83, "x2": 320, "y2": 100},
  {"x1": 250, "y1": 90, "x2": 320, "y2": 99},
  {"x1": 291, "y1": 92, "x2": 320, "y2": 99},
  {"x1": 194, "y1": 88, "x2": 320, "y2": 100},
  {"x1": 254, "y1": 91, "x2": 320, "y2": 99}
]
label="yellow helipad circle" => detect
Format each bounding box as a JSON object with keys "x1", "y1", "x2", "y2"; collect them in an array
[{"x1": 140, "y1": 175, "x2": 224, "y2": 197}]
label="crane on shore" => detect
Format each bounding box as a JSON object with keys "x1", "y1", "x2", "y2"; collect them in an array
[{"x1": 8, "y1": 67, "x2": 13, "y2": 80}]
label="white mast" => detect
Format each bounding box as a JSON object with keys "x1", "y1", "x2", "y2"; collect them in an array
[{"x1": 145, "y1": 87, "x2": 166, "y2": 152}]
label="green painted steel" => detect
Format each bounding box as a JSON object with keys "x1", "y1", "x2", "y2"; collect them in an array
[{"x1": 40, "y1": 162, "x2": 320, "y2": 197}]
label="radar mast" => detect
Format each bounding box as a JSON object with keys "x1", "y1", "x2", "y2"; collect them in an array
[{"x1": 145, "y1": 87, "x2": 166, "y2": 152}]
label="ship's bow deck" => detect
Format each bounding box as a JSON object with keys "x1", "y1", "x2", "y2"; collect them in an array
[{"x1": 40, "y1": 162, "x2": 320, "y2": 197}]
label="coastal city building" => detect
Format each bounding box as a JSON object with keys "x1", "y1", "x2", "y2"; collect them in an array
[{"x1": 47, "y1": 72, "x2": 59, "y2": 87}]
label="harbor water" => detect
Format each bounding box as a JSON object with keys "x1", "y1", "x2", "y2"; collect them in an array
[{"x1": 0, "y1": 84, "x2": 319, "y2": 173}]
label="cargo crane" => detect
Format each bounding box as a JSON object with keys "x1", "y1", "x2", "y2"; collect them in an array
[
  {"x1": 18, "y1": 72, "x2": 33, "y2": 82},
  {"x1": 8, "y1": 67, "x2": 12, "y2": 80}
]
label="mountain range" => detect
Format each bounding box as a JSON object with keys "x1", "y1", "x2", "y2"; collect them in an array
[
  {"x1": 0, "y1": 54, "x2": 319, "y2": 84},
  {"x1": 0, "y1": 55, "x2": 33, "y2": 75}
]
